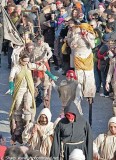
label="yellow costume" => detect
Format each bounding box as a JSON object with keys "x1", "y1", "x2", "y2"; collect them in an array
[
  {"x1": 10, "y1": 65, "x2": 36, "y2": 116},
  {"x1": 70, "y1": 23, "x2": 96, "y2": 98},
  {"x1": 9, "y1": 64, "x2": 36, "y2": 144}
]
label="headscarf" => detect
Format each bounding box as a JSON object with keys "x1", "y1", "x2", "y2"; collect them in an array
[
  {"x1": 75, "y1": 2, "x2": 82, "y2": 11},
  {"x1": 108, "y1": 117, "x2": 116, "y2": 129},
  {"x1": 69, "y1": 149, "x2": 85, "y2": 160},
  {"x1": 37, "y1": 108, "x2": 52, "y2": 124},
  {"x1": 66, "y1": 70, "x2": 77, "y2": 80},
  {"x1": 79, "y1": 23, "x2": 95, "y2": 35}
]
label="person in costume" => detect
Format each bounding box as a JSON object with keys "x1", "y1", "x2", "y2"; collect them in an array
[
  {"x1": 93, "y1": 117, "x2": 116, "y2": 160},
  {"x1": 52, "y1": 70, "x2": 83, "y2": 115},
  {"x1": 33, "y1": 35, "x2": 53, "y2": 108},
  {"x1": 22, "y1": 108, "x2": 54, "y2": 156},
  {"x1": 70, "y1": 23, "x2": 96, "y2": 111},
  {"x1": 50, "y1": 102, "x2": 93, "y2": 160},
  {"x1": 9, "y1": 53, "x2": 57, "y2": 144}
]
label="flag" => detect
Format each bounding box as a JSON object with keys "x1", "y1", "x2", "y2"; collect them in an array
[{"x1": 1, "y1": 6, "x2": 24, "y2": 46}]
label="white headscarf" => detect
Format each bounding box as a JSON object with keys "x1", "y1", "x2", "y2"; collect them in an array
[
  {"x1": 37, "y1": 108, "x2": 52, "y2": 124},
  {"x1": 108, "y1": 117, "x2": 116, "y2": 129},
  {"x1": 69, "y1": 149, "x2": 85, "y2": 160}
]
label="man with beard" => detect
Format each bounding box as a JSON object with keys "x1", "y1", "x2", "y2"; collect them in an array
[
  {"x1": 50, "y1": 102, "x2": 93, "y2": 160},
  {"x1": 22, "y1": 108, "x2": 54, "y2": 156}
]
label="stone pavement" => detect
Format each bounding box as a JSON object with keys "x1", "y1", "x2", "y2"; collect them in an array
[{"x1": 0, "y1": 55, "x2": 113, "y2": 146}]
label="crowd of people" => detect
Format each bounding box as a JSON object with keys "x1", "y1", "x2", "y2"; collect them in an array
[{"x1": 0, "y1": 0, "x2": 116, "y2": 159}]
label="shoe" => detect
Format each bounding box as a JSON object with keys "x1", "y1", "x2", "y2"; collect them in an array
[
  {"x1": 100, "y1": 93, "x2": 109, "y2": 97},
  {"x1": 100, "y1": 93, "x2": 105, "y2": 97},
  {"x1": 104, "y1": 95, "x2": 109, "y2": 98}
]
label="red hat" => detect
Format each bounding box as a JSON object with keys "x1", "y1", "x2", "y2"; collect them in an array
[
  {"x1": 56, "y1": 1, "x2": 62, "y2": 5},
  {"x1": 66, "y1": 70, "x2": 77, "y2": 80}
]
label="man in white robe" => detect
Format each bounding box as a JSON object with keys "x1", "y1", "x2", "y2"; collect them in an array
[{"x1": 22, "y1": 108, "x2": 54, "y2": 156}]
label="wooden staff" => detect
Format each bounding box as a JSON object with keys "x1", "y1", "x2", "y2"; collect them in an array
[
  {"x1": 87, "y1": 97, "x2": 93, "y2": 127},
  {"x1": 0, "y1": 54, "x2": 1, "y2": 67}
]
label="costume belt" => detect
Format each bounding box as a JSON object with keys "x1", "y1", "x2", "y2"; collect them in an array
[{"x1": 65, "y1": 140, "x2": 84, "y2": 145}]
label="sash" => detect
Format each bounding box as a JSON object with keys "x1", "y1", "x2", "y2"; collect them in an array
[{"x1": 10, "y1": 66, "x2": 36, "y2": 116}]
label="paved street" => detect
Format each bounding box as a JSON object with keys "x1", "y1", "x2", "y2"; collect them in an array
[{"x1": 0, "y1": 55, "x2": 113, "y2": 146}]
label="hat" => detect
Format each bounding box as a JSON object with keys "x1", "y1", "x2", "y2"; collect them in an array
[
  {"x1": 69, "y1": 149, "x2": 85, "y2": 160},
  {"x1": 108, "y1": 117, "x2": 116, "y2": 129},
  {"x1": 66, "y1": 70, "x2": 77, "y2": 80},
  {"x1": 56, "y1": 1, "x2": 62, "y2": 5},
  {"x1": 79, "y1": 23, "x2": 95, "y2": 35}
]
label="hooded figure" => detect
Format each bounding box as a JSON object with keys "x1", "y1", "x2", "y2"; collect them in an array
[
  {"x1": 22, "y1": 108, "x2": 54, "y2": 156},
  {"x1": 93, "y1": 117, "x2": 116, "y2": 160},
  {"x1": 50, "y1": 102, "x2": 93, "y2": 160}
]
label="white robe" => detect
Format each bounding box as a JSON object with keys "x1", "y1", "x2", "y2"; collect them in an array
[
  {"x1": 93, "y1": 131, "x2": 116, "y2": 160},
  {"x1": 22, "y1": 108, "x2": 54, "y2": 156},
  {"x1": 71, "y1": 32, "x2": 96, "y2": 97}
]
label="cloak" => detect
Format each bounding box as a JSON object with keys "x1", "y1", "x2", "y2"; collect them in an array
[{"x1": 50, "y1": 102, "x2": 93, "y2": 160}]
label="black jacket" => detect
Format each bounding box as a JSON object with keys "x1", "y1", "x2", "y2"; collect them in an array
[{"x1": 97, "y1": 43, "x2": 109, "y2": 72}]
